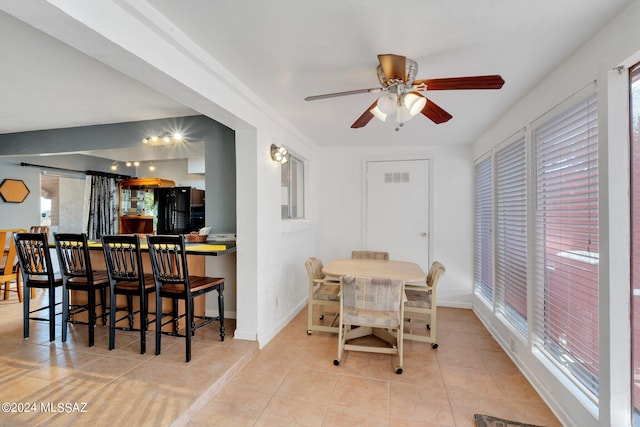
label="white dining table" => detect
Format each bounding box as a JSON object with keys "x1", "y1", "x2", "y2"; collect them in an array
[{"x1": 322, "y1": 258, "x2": 427, "y2": 342}]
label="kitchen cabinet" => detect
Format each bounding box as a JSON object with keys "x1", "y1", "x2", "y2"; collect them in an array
[{"x1": 119, "y1": 178, "x2": 175, "y2": 234}]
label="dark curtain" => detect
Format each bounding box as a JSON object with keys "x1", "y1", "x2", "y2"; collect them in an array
[{"x1": 87, "y1": 175, "x2": 119, "y2": 239}]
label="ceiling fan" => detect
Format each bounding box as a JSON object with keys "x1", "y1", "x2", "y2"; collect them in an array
[{"x1": 304, "y1": 54, "x2": 505, "y2": 130}]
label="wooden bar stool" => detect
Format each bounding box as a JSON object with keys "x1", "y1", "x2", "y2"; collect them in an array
[
  {"x1": 101, "y1": 234, "x2": 156, "y2": 354},
  {"x1": 54, "y1": 233, "x2": 110, "y2": 347},
  {"x1": 147, "y1": 235, "x2": 225, "y2": 362},
  {"x1": 14, "y1": 232, "x2": 64, "y2": 341}
]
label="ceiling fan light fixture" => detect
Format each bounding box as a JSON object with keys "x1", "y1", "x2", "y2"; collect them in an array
[
  {"x1": 377, "y1": 94, "x2": 397, "y2": 115},
  {"x1": 403, "y1": 92, "x2": 426, "y2": 116},
  {"x1": 370, "y1": 105, "x2": 387, "y2": 122}
]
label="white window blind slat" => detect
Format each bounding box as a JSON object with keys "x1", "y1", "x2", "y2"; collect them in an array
[
  {"x1": 474, "y1": 156, "x2": 493, "y2": 303},
  {"x1": 495, "y1": 136, "x2": 527, "y2": 333},
  {"x1": 533, "y1": 91, "x2": 599, "y2": 398}
]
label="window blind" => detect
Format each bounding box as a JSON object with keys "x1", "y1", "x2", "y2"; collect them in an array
[
  {"x1": 474, "y1": 156, "x2": 493, "y2": 303},
  {"x1": 533, "y1": 91, "x2": 599, "y2": 398},
  {"x1": 495, "y1": 136, "x2": 527, "y2": 334}
]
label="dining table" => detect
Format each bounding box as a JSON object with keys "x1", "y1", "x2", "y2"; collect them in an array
[
  {"x1": 322, "y1": 258, "x2": 427, "y2": 282},
  {"x1": 322, "y1": 258, "x2": 427, "y2": 342}
]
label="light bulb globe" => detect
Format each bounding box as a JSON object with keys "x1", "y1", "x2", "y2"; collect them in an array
[
  {"x1": 377, "y1": 94, "x2": 397, "y2": 115},
  {"x1": 403, "y1": 93, "x2": 427, "y2": 116}
]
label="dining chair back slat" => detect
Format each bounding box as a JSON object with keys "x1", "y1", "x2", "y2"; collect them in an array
[{"x1": 351, "y1": 250, "x2": 389, "y2": 260}]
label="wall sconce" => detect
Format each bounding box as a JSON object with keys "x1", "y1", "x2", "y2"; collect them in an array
[{"x1": 271, "y1": 144, "x2": 289, "y2": 164}]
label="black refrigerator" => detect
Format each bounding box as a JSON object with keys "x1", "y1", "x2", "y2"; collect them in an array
[{"x1": 155, "y1": 187, "x2": 205, "y2": 234}]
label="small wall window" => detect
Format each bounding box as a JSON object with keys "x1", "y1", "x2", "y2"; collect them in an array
[{"x1": 281, "y1": 155, "x2": 305, "y2": 219}]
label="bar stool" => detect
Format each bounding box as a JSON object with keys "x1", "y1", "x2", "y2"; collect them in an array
[
  {"x1": 29, "y1": 225, "x2": 50, "y2": 238},
  {"x1": 27, "y1": 226, "x2": 50, "y2": 300},
  {"x1": 54, "y1": 233, "x2": 110, "y2": 347},
  {"x1": 101, "y1": 234, "x2": 156, "y2": 354},
  {"x1": 0, "y1": 228, "x2": 27, "y2": 301},
  {"x1": 14, "y1": 232, "x2": 63, "y2": 341},
  {"x1": 147, "y1": 235, "x2": 225, "y2": 362}
]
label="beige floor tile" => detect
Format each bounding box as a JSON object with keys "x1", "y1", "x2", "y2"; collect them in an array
[
  {"x1": 435, "y1": 344, "x2": 487, "y2": 370},
  {"x1": 389, "y1": 381, "x2": 455, "y2": 425},
  {"x1": 225, "y1": 356, "x2": 290, "y2": 396},
  {"x1": 187, "y1": 387, "x2": 271, "y2": 427},
  {"x1": 323, "y1": 405, "x2": 389, "y2": 427},
  {"x1": 440, "y1": 365, "x2": 498, "y2": 403},
  {"x1": 275, "y1": 365, "x2": 339, "y2": 403},
  {"x1": 329, "y1": 375, "x2": 390, "y2": 418},
  {"x1": 334, "y1": 349, "x2": 394, "y2": 381},
  {"x1": 254, "y1": 395, "x2": 326, "y2": 427},
  {"x1": 388, "y1": 417, "x2": 455, "y2": 427},
  {"x1": 0, "y1": 292, "x2": 561, "y2": 427}
]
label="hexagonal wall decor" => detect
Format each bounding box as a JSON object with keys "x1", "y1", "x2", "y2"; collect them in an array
[{"x1": 0, "y1": 179, "x2": 30, "y2": 203}]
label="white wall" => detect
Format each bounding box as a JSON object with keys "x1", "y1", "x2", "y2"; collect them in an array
[
  {"x1": 317, "y1": 144, "x2": 474, "y2": 308},
  {"x1": 471, "y1": 2, "x2": 640, "y2": 426}
]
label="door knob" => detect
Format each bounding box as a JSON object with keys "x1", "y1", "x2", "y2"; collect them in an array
[{"x1": 421, "y1": 232, "x2": 427, "y2": 237}]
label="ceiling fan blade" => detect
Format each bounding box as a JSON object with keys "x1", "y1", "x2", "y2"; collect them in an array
[
  {"x1": 412, "y1": 75, "x2": 505, "y2": 90},
  {"x1": 420, "y1": 97, "x2": 453, "y2": 124},
  {"x1": 305, "y1": 87, "x2": 381, "y2": 101},
  {"x1": 351, "y1": 100, "x2": 379, "y2": 128},
  {"x1": 378, "y1": 54, "x2": 407, "y2": 82}
]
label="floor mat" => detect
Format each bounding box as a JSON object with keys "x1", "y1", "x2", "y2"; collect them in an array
[{"x1": 474, "y1": 414, "x2": 547, "y2": 427}]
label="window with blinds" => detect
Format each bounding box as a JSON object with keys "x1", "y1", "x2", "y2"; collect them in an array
[
  {"x1": 495, "y1": 135, "x2": 527, "y2": 334},
  {"x1": 474, "y1": 156, "x2": 493, "y2": 303},
  {"x1": 533, "y1": 89, "x2": 599, "y2": 398}
]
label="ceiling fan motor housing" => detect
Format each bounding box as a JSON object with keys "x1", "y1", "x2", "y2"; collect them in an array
[{"x1": 376, "y1": 57, "x2": 418, "y2": 88}]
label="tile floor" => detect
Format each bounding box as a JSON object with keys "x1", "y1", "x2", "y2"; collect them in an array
[{"x1": 0, "y1": 290, "x2": 561, "y2": 427}]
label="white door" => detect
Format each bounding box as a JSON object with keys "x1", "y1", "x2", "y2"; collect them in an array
[{"x1": 365, "y1": 159, "x2": 430, "y2": 272}]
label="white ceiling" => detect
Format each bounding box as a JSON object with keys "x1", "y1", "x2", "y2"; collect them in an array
[{"x1": 0, "y1": 0, "x2": 634, "y2": 156}]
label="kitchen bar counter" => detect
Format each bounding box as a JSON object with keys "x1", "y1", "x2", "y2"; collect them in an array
[
  {"x1": 85, "y1": 239, "x2": 237, "y2": 256},
  {"x1": 76, "y1": 238, "x2": 236, "y2": 330}
]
